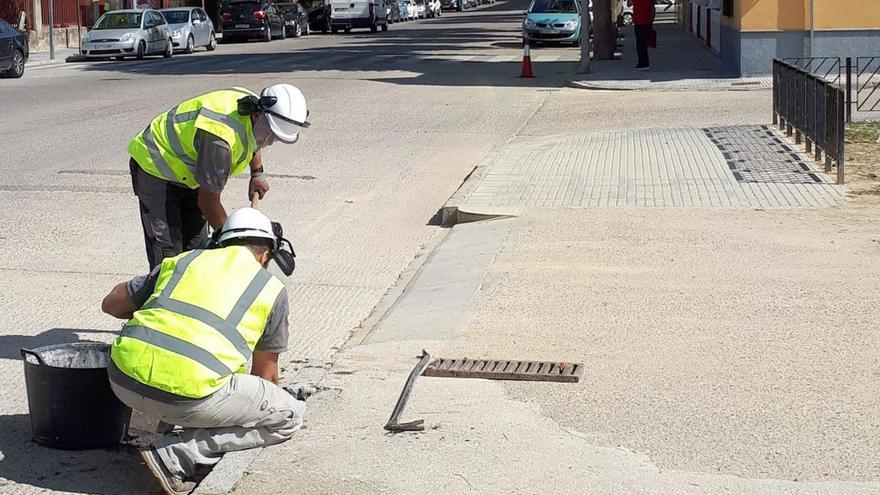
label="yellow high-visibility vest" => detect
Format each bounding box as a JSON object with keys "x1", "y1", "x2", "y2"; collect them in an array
[
  {"x1": 111, "y1": 246, "x2": 285, "y2": 399},
  {"x1": 128, "y1": 88, "x2": 259, "y2": 189}
]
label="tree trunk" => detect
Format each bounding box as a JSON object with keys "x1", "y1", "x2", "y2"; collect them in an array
[
  {"x1": 592, "y1": 0, "x2": 614, "y2": 60},
  {"x1": 577, "y1": 0, "x2": 591, "y2": 73}
]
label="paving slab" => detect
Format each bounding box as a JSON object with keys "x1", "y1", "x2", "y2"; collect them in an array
[{"x1": 458, "y1": 126, "x2": 843, "y2": 210}]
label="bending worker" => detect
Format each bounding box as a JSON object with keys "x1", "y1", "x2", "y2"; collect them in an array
[
  {"x1": 128, "y1": 84, "x2": 310, "y2": 268},
  {"x1": 101, "y1": 207, "x2": 303, "y2": 495}
]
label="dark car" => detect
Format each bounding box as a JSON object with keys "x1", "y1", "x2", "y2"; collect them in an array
[
  {"x1": 220, "y1": 0, "x2": 285, "y2": 42},
  {"x1": 0, "y1": 18, "x2": 28, "y2": 78},
  {"x1": 384, "y1": 0, "x2": 401, "y2": 22},
  {"x1": 298, "y1": 0, "x2": 331, "y2": 33},
  {"x1": 440, "y1": 0, "x2": 474, "y2": 11},
  {"x1": 276, "y1": 2, "x2": 310, "y2": 37}
]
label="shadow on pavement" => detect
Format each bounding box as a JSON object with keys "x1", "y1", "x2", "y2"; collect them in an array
[
  {"x1": 74, "y1": 1, "x2": 579, "y2": 88},
  {"x1": 0, "y1": 328, "x2": 118, "y2": 361},
  {"x1": 0, "y1": 414, "x2": 160, "y2": 494}
]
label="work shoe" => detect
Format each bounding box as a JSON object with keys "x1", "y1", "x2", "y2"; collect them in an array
[{"x1": 140, "y1": 447, "x2": 196, "y2": 495}]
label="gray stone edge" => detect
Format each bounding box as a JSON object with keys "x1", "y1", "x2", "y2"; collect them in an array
[{"x1": 568, "y1": 79, "x2": 770, "y2": 92}]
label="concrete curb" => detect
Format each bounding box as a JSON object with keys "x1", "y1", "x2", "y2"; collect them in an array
[
  {"x1": 569, "y1": 78, "x2": 772, "y2": 92},
  {"x1": 191, "y1": 363, "x2": 329, "y2": 495}
]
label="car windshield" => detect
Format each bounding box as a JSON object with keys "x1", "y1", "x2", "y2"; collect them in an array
[
  {"x1": 227, "y1": 2, "x2": 263, "y2": 15},
  {"x1": 529, "y1": 0, "x2": 577, "y2": 13},
  {"x1": 94, "y1": 12, "x2": 142, "y2": 29},
  {"x1": 276, "y1": 3, "x2": 298, "y2": 14},
  {"x1": 162, "y1": 11, "x2": 191, "y2": 23}
]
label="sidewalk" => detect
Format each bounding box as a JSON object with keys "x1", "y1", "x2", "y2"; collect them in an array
[
  {"x1": 571, "y1": 22, "x2": 771, "y2": 91},
  {"x1": 26, "y1": 48, "x2": 79, "y2": 67},
  {"x1": 230, "y1": 122, "x2": 880, "y2": 493}
]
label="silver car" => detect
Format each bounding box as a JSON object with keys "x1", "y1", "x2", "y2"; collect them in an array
[
  {"x1": 161, "y1": 7, "x2": 217, "y2": 54},
  {"x1": 80, "y1": 9, "x2": 172, "y2": 60}
]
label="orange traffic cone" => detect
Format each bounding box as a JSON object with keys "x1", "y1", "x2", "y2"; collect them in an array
[{"x1": 519, "y1": 38, "x2": 534, "y2": 78}]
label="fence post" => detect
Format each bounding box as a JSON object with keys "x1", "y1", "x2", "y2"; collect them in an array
[
  {"x1": 48, "y1": 0, "x2": 54, "y2": 60},
  {"x1": 795, "y1": 70, "x2": 802, "y2": 145},
  {"x1": 845, "y1": 57, "x2": 853, "y2": 123},
  {"x1": 772, "y1": 61, "x2": 778, "y2": 125},
  {"x1": 824, "y1": 85, "x2": 833, "y2": 172},
  {"x1": 837, "y1": 89, "x2": 846, "y2": 184}
]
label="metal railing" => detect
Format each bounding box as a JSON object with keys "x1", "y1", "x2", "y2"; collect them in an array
[
  {"x1": 856, "y1": 57, "x2": 880, "y2": 114},
  {"x1": 786, "y1": 56, "x2": 880, "y2": 122},
  {"x1": 772, "y1": 58, "x2": 846, "y2": 184}
]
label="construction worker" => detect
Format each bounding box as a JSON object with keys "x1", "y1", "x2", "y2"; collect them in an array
[
  {"x1": 101, "y1": 207, "x2": 303, "y2": 495},
  {"x1": 128, "y1": 84, "x2": 310, "y2": 269}
]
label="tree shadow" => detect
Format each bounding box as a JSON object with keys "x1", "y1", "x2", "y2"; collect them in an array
[
  {"x1": 0, "y1": 328, "x2": 119, "y2": 362},
  {"x1": 0, "y1": 414, "x2": 161, "y2": 494}
]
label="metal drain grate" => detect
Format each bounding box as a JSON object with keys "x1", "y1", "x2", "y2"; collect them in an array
[{"x1": 423, "y1": 359, "x2": 582, "y2": 383}]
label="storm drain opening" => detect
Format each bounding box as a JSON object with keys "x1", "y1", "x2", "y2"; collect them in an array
[{"x1": 424, "y1": 358, "x2": 582, "y2": 383}]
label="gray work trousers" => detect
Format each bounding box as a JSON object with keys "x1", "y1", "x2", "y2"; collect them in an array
[
  {"x1": 110, "y1": 373, "x2": 305, "y2": 478},
  {"x1": 129, "y1": 158, "x2": 208, "y2": 269}
]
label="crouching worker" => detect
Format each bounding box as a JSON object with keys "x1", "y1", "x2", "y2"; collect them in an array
[{"x1": 101, "y1": 207, "x2": 303, "y2": 495}]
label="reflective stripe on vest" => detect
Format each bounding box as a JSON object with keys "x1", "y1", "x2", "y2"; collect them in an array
[
  {"x1": 110, "y1": 247, "x2": 285, "y2": 399},
  {"x1": 128, "y1": 87, "x2": 259, "y2": 189}
]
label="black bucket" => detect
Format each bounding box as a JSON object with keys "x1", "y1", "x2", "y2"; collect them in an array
[{"x1": 21, "y1": 342, "x2": 132, "y2": 450}]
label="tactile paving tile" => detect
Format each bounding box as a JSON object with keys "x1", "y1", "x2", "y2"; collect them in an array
[{"x1": 703, "y1": 125, "x2": 824, "y2": 184}]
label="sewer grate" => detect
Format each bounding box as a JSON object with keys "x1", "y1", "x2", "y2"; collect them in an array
[{"x1": 423, "y1": 358, "x2": 582, "y2": 383}]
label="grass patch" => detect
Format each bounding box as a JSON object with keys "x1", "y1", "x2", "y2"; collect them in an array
[
  {"x1": 848, "y1": 122, "x2": 880, "y2": 143},
  {"x1": 845, "y1": 123, "x2": 880, "y2": 199}
]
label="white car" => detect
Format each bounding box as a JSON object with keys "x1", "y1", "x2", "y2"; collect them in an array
[
  {"x1": 415, "y1": 0, "x2": 427, "y2": 18},
  {"x1": 161, "y1": 7, "x2": 216, "y2": 54},
  {"x1": 426, "y1": 0, "x2": 441, "y2": 17},
  {"x1": 404, "y1": 0, "x2": 418, "y2": 19},
  {"x1": 81, "y1": 9, "x2": 173, "y2": 60}
]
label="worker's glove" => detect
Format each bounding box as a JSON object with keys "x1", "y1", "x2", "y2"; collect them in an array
[
  {"x1": 204, "y1": 228, "x2": 223, "y2": 249},
  {"x1": 249, "y1": 172, "x2": 270, "y2": 201}
]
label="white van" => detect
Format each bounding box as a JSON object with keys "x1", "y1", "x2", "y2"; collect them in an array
[{"x1": 329, "y1": 0, "x2": 388, "y2": 32}]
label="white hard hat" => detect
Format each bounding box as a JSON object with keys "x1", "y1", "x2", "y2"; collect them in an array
[
  {"x1": 261, "y1": 84, "x2": 309, "y2": 144},
  {"x1": 218, "y1": 207, "x2": 276, "y2": 248}
]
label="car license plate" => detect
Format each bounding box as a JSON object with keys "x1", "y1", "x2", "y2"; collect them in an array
[
  {"x1": 235, "y1": 23, "x2": 250, "y2": 28},
  {"x1": 540, "y1": 28, "x2": 559, "y2": 34},
  {"x1": 94, "y1": 43, "x2": 114, "y2": 49}
]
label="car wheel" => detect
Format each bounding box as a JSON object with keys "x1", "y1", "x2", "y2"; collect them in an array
[
  {"x1": 621, "y1": 12, "x2": 632, "y2": 26},
  {"x1": 281, "y1": 24, "x2": 288, "y2": 39},
  {"x1": 135, "y1": 40, "x2": 146, "y2": 60},
  {"x1": 206, "y1": 32, "x2": 217, "y2": 50},
  {"x1": 2, "y1": 49, "x2": 25, "y2": 78},
  {"x1": 163, "y1": 39, "x2": 173, "y2": 58},
  {"x1": 305, "y1": 22, "x2": 311, "y2": 35},
  {"x1": 115, "y1": 55, "x2": 126, "y2": 61},
  {"x1": 344, "y1": 27, "x2": 351, "y2": 33},
  {"x1": 184, "y1": 35, "x2": 194, "y2": 54},
  {"x1": 370, "y1": 19, "x2": 378, "y2": 32},
  {"x1": 264, "y1": 27, "x2": 272, "y2": 42},
  {"x1": 294, "y1": 22, "x2": 302, "y2": 37},
  {"x1": 331, "y1": 26, "x2": 338, "y2": 33},
  {"x1": 381, "y1": 21, "x2": 388, "y2": 31}
]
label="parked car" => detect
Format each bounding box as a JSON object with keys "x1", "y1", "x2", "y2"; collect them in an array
[
  {"x1": 276, "y1": 2, "x2": 311, "y2": 37},
  {"x1": 404, "y1": 0, "x2": 418, "y2": 20},
  {"x1": 329, "y1": 0, "x2": 388, "y2": 32},
  {"x1": 425, "y1": 0, "x2": 441, "y2": 17},
  {"x1": 522, "y1": 0, "x2": 581, "y2": 45},
  {"x1": 81, "y1": 9, "x2": 173, "y2": 60},
  {"x1": 414, "y1": 0, "x2": 427, "y2": 18},
  {"x1": 0, "y1": 18, "x2": 28, "y2": 78},
  {"x1": 160, "y1": 7, "x2": 216, "y2": 53},
  {"x1": 440, "y1": 0, "x2": 474, "y2": 11},
  {"x1": 385, "y1": 0, "x2": 401, "y2": 23},
  {"x1": 221, "y1": 0, "x2": 285, "y2": 42},
  {"x1": 397, "y1": 0, "x2": 411, "y2": 20}
]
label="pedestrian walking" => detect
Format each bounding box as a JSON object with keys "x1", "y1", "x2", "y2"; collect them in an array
[
  {"x1": 128, "y1": 84, "x2": 310, "y2": 269},
  {"x1": 629, "y1": 0, "x2": 654, "y2": 69},
  {"x1": 102, "y1": 207, "x2": 303, "y2": 495}
]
